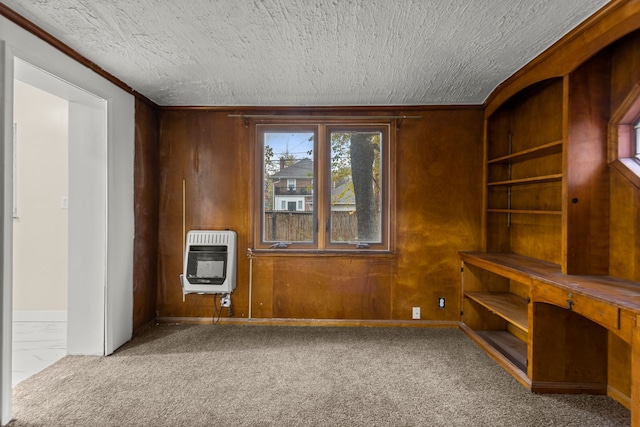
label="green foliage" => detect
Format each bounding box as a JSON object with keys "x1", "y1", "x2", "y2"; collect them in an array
[{"x1": 330, "y1": 131, "x2": 381, "y2": 194}]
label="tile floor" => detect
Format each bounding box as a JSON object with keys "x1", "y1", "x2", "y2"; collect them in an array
[{"x1": 12, "y1": 321, "x2": 67, "y2": 387}]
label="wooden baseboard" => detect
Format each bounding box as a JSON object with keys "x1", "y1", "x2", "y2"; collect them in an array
[
  {"x1": 530, "y1": 380, "x2": 607, "y2": 395},
  {"x1": 608, "y1": 384, "x2": 632, "y2": 409},
  {"x1": 133, "y1": 319, "x2": 157, "y2": 337},
  {"x1": 155, "y1": 317, "x2": 460, "y2": 328}
]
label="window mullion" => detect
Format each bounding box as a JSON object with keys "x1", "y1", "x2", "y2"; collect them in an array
[{"x1": 316, "y1": 124, "x2": 328, "y2": 249}]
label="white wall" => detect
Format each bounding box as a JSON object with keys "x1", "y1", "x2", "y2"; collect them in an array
[
  {"x1": 0, "y1": 13, "x2": 135, "y2": 425},
  {"x1": 66, "y1": 98, "x2": 107, "y2": 355},
  {"x1": 12, "y1": 80, "x2": 68, "y2": 316}
]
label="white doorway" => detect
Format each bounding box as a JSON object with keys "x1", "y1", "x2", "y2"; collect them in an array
[
  {"x1": 11, "y1": 78, "x2": 69, "y2": 386},
  {"x1": 13, "y1": 58, "x2": 108, "y2": 358},
  {"x1": 1, "y1": 19, "x2": 135, "y2": 423}
]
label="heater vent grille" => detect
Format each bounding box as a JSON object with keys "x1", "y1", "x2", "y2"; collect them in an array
[{"x1": 187, "y1": 230, "x2": 231, "y2": 245}]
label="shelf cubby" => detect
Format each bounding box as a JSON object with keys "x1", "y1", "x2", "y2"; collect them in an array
[
  {"x1": 487, "y1": 140, "x2": 563, "y2": 164},
  {"x1": 464, "y1": 291, "x2": 528, "y2": 333}
]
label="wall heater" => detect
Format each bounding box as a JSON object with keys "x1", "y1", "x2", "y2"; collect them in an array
[{"x1": 180, "y1": 230, "x2": 237, "y2": 295}]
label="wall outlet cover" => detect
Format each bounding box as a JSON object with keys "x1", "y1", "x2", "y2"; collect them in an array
[{"x1": 412, "y1": 307, "x2": 420, "y2": 319}]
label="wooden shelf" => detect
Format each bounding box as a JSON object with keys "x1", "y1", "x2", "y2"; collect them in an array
[
  {"x1": 465, "y1": 292, "x2": 528, "y2": 333},
  {"x1": 476, "y1": 330, "x2": 527, "y2": 373},
  {"x1": 487, "y1": 209, "x2": 562, "y2": 215},
  {"x1": 488, "y1": 140, "x2": 563, "y2": 164},
  {"x1": 460, "y1": 251, "x2": 560, "y2": 287},
  {"x1": 487, "y1": 173, "x2": 563, "y2": 186},
  {"x1": 460, "y1": 251, "x2": 640, "y2": 312}
]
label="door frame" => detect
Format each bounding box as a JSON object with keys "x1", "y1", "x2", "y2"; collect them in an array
[{"x1": 1, "y1": 15, "x2": 135, "y2": 425}]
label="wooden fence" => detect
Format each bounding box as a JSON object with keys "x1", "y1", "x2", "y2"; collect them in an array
[{"x1": 264, "y1": 211, "x2": 358, "y2": 242}]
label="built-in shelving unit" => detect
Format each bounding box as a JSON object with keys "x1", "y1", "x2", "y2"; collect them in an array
[
  {"x1": 484, "y1": 78, "x2": 564, "y2": 263},
  {"x1": 464, "y1": 76, "x2": 584, "y2": 389},
  {"x1": 460, "y1": 250, "x2": 640, "y2": 395},
  {"x1": 460, "y1": 9, "x2": 640, "y2": 422}
]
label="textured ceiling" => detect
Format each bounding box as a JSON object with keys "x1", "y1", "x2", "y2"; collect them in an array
[{"x1": 1, "y1": 0, "x2": 610, "y2": 106}]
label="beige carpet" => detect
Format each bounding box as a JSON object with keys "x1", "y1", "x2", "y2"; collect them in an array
[{"x1": 10, "y1": 325, "x2": 630, "y2": 426}]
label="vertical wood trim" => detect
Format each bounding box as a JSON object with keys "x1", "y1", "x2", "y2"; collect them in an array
[
  {"x1": 387, "y1": 123, "x2": 396, "y2": 252},
  {"x1": 632, "y1": 320, "x2": 640, "y2": 427},
  {"x1": 247, "y1": 122, "x2": 256, "y2": 249},
  {"x1": 316, "y1": 124, "x2": 327, "y2": 249},
  {"x1": 481, "y1": 118, "x2": 489, "y2": 251},
  {"x1": 561, "y1": 75, "x2": 570, "y2": 274},
  {"x1": 251, "y1": 123, "x2": 260, "y2": 248}
]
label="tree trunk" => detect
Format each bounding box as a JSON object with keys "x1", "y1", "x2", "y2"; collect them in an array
[{"x1": 350, "y1": 133, "x2": 377, "y2": 241}]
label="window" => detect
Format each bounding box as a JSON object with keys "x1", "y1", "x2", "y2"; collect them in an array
[
  {"x1": 635, "y1": 118, "x2": 640, "y2": 161},
  {"x1": 610, "y1": 84, "x2": 640, "y2": 186},
  {"x1": 256, "y1": 122, "x2": 391, "y2": 251}
]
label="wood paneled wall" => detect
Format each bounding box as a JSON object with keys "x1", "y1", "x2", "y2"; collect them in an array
[
  {"x1": 133, "y1": 99, "x2": 161, "y2": 331},
  {"x1": 609, "y1": 29, "x2": 640, "y2": 283},
  {"x1": 154, "y1": 107, "x2": 483, "y2": 322}
]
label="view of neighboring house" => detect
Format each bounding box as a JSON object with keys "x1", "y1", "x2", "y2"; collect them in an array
[
  {"x1": 269, "y1": 158, "x2": 314, "y2": 211},
  {"x1": 269, "y1": 157, "x2": 357, "y2": 213},
  {"x1": 330, "y1": 180, "x2": 355, "y2": 211}
]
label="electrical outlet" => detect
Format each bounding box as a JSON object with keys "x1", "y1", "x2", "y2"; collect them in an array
[
  {"x1": 220, "y1": 294, "x2": 231, "y2": 307},
  {"x1": 412, "y1": 307, "x2": 420, "y2": 319},
  {"x1": 438, "y1": 297, "x2": 446, "y2": 309}
]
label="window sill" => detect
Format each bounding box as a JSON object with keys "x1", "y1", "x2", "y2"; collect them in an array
[
  {"x1": 249, "y1": 249, "x2": 394, "y2": 258},
  {"x1": 611, "y1": 158, "x2": 640, "y2": 190}
]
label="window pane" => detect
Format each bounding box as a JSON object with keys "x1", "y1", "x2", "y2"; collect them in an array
[
  {"x1": 635, "y1": 120, "x2": 640, "y2": 159},
  {"x1": 330, "y1": 131, "x2": 382, "y2": 243},
  {"x1": 262, "y1": 132, "x2": 315, "y2": 243}
]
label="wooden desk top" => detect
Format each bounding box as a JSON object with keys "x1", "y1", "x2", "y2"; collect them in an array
[{"x1": 460, "y1": 251, "x2": 640, "y2": 313}]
